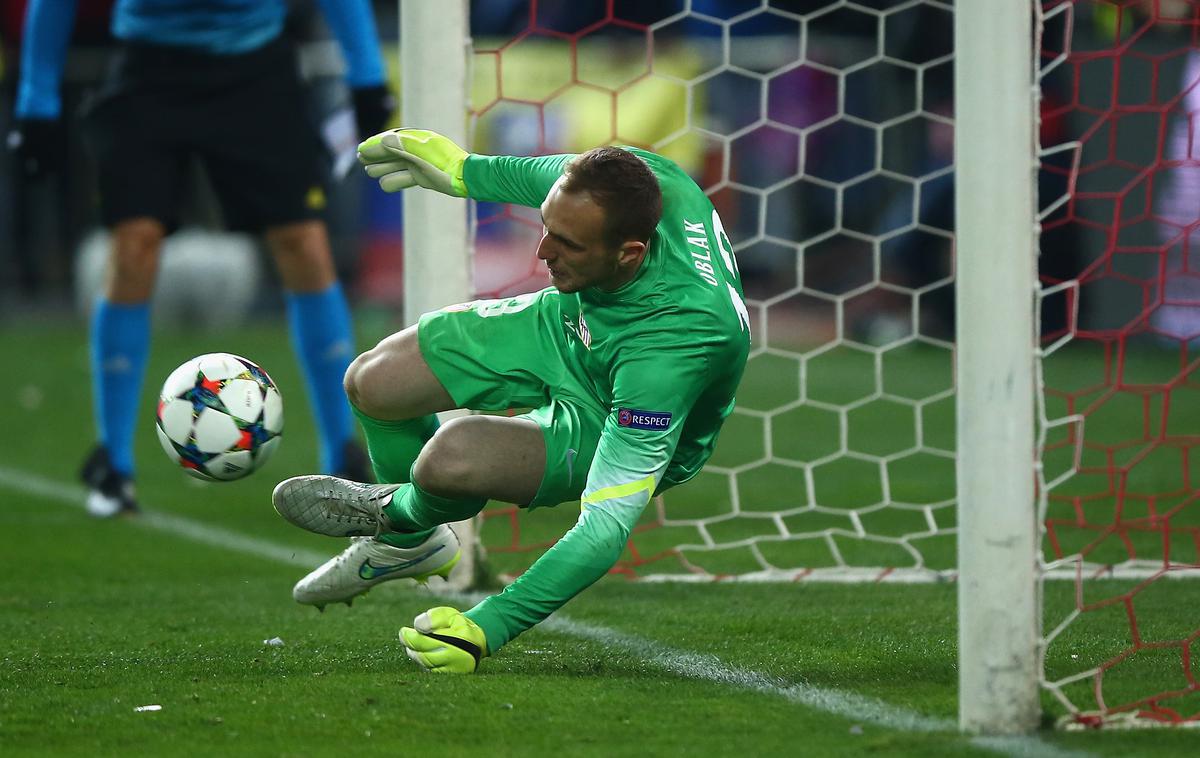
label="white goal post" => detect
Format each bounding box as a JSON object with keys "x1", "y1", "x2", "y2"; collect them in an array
[
  {"x1": 398, "y1": 0, "x2": 475, "y2": 589},
  {"x1": 953, "y1": 2, "x2": 1040, "y2": 735}
]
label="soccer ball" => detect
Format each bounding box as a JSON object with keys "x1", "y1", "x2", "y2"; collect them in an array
[{"x1": 155, "y1": 353, "x2": 283, "y2": 481}]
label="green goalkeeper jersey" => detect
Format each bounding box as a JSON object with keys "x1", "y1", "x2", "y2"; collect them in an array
[{"x1": 460, "y1": 148, "x2": 751, "y2": 652}]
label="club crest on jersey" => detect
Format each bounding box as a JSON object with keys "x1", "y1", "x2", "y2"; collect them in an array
[
  {"x1": 577, "y1": 313, "x2": 591, "y2": 348},
  {"x1": 562, "y1": 312, "x2": 592, "y2": 348},
  {"x1": 618, "y1": 408, "x2": 672, "y2": 430}
]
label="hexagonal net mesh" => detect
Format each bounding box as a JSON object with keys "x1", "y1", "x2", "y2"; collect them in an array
[
  {"x1": 450, "y1": 0, "x2": 1200, "y2": 727},
  {"x1": 1037, "y1": 0, "x2": 1200, "y2": 728},
  {"x1": 467, "y1": 0, "x2": 957, "y2": 584}
]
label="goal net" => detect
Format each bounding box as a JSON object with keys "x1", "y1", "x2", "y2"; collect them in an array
[
  {"x1": 443, "y1": 0, "x2": 1200, "y2": 729},
  {"x1": 1037, "y1": 0, "x2": 1200, "y2": 728},
  {"x1": 469, "y1": 1, "x2": 958, "y2": 583}
]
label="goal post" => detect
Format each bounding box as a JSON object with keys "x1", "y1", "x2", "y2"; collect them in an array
[
  {"x1": 398, "y1": 0, "x2": 475, "y2": 589},
  {"x1": 953, "y1": 1, "x2": 1040, "y2": 735},
  {"x1": 399, "y1": 0, "x2": 471, "y2": 320}
]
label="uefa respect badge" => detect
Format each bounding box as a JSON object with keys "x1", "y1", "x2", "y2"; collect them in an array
[{"x1": 617, "y1": 408, "x2": 672, "y2": 430}]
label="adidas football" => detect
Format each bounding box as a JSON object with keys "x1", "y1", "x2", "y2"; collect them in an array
[{"x1": 155, "y1": 353, "x2": 283, "y2": 481}]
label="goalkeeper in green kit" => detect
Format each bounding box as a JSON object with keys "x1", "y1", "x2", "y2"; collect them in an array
[{"x1": 273, "y1": 128, "x2": 751, "y2": 673}]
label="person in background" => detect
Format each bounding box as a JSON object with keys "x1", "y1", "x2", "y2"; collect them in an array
[
  {"x1": 1154, "y1": 49, "x2": 1200, "y2": 343},
  {"x1": 8, "y1": 0, "x2": 393, "y2": 516}
]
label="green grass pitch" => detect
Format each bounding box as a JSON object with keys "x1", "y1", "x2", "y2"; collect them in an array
[{"x1": 2, "y1": 318, "x2": 1199, "y2": 756}]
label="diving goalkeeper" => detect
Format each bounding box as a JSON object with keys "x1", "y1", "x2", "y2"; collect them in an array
[{"x1": 273, "y1": 129, "x2": 751, "y2": 673}]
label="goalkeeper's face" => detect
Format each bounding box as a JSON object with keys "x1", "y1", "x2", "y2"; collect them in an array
[{"x1": 537, "y1": 181, "x2": 646, "y2": 294}]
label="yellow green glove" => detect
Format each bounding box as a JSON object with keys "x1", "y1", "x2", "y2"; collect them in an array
[
  {"x1": 357, "y1": 128, "x2": 468, "y2": 197},
  {"x1": 400, "y1": 606, "x2": 488, "y2": 673}
]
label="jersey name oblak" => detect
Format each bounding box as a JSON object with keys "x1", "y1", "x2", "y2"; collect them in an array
[
  {"x1": 682, "y1": 214, "x2": 752, "y2": 336},
  {"x1": 684, "y1": 219, "x2": 719, "y2": 287}
]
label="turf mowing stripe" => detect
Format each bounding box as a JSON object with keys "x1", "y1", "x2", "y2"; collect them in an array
[{"x1": 0, "y1": 465, "x2": 1093, "y2": 758}]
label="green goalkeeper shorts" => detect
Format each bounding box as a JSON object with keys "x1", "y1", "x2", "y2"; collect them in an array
[{"x1": 417, "y1": 289, "x2": 606, "y2": 508}]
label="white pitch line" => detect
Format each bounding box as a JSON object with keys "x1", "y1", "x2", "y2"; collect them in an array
[
  {"x1": 143, "y1": 509, "x2": 330, "y2": 569},
  {"x1": 0, "y1": 464, "x2": 1092, "y2": 758},
  {"x1": 536, "y1": 617, "x2": 1094, "y2": 758},
  {"x1": 545, "y1": 614, "x2": 950, "y2": 732},
  {"x1": 0, "y1": 466, "x2": 328, "y2": 569}
]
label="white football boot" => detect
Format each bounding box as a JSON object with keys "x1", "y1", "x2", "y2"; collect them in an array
[
  {"x1": 273, "y1": 475, "x2": 461, "y2": 609},
  {"x1": 273, "y1": 475, "x2": 402, "y2": 537},
  {"x1": 292, "y1": 528, "x2": 460, "y2": 609}
]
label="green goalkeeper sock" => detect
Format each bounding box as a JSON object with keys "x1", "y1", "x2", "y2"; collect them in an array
[
  {"x1": 353, "y1": 405, "x2": 483, "y2": 549},
  {"x1": 379, "y1": 478, "x2": 485, "y2": 548},
  {"x1": 352, "y1": 405, "x2": 439, "y2": 484}
]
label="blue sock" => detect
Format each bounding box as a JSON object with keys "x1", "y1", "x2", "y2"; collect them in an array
[
  {"x1": 90, "y1": 299, "x2": 151, "y2": 477},
  {"x1": 285, "y1": 283, "x2": 355, "y2": 473}
]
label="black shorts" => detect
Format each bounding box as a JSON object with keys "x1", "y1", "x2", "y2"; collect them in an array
[{"x1": 82, "y1": 36, "x2": 327, "y2": 232}]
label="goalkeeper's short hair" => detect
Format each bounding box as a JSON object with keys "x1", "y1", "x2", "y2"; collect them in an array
[{"x1": 562, "y1": 147, "x2": 663, "y2": 248}]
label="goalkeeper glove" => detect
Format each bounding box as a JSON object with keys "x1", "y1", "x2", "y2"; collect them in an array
[
  {"x1": 400, "y1": 606, "x2": 488, "y2": 674},
  {"x1": 357, "y1": 128, "x2": 468, "y2": 197}
]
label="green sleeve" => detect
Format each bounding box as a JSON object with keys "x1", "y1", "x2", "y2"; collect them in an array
[
  {"x1": 465, "y1": 505, "x2": 629, "y2": 653},
  {"x1": 462, "y1": 153, "x2": 574, "y2": 208},
  {"x1": 464, "y1": 349, "x2": 710, "y2": 653}
]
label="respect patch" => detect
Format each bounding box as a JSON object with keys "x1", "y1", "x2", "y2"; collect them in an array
[{"x1": 617, "y1": 408, "x2": 672, "y2": 430}]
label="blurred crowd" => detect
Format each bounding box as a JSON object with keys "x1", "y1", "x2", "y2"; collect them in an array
[{"x1": 3, "y1": 0, "x2": 1199, "y2": 344}]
